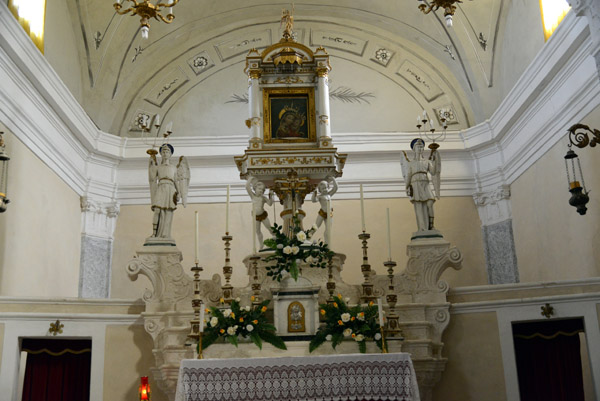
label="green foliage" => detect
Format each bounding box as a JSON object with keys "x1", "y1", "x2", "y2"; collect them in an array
[
  {"x1": 202, "y1": 299, "x2": 287, "y2": 351},
  {"x1": 262, "y1": 217, "x2": 335, "y2": 282},
  {"x1": 309, "y1": 295, "x2": 386, "y2": 353}
]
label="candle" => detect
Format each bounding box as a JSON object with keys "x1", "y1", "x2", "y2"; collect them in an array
[
  {"x1": 360, "y1": 184, "x2": 366, "y2": 232},
  {"x1": 252, "y1": 209, "x2": 257, "y2": 253},
  {"x1": 377, "y1": 298, "x2": 384, "y2": 327},
  {"x1": 199, "y1": 304, "x2": 205, "y2": 333},
  {"x1": 194, "y1": 211, "x2": 199, "y2": 264},
  {"x1": 165, "y1": 121, "x2": 173, "y2": 133},
  {"x1": 386, "y1": 208, "x2": 392, "y2": 261},
  {"x1": 153, "y1": 114, "x2": 161, "y2": 127},
  {"x1": 326, "y1": 198, "x2": 332, "y2": 246},
  {"x1": 273, "y1": 199, "x2": 277, "y2": 225},
  {"x1": 225, "y1": 185, "x2": 230, "y2": 234}
]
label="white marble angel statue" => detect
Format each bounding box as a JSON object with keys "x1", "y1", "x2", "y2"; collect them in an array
[
  {"x1": 148, "y1": 143, "x2": 190, "y2": 241},
  {"x1": 401, "y1": 138, "x2": 441, "y2": 232},
  {"x1": 246, "y1": 177, "x2": 274, "y2": 249},
  {"x1": 311, "y1": 175, "x2": 338, "y2": 242}
]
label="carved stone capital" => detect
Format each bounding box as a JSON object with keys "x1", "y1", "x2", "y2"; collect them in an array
[
  {"x1": 567, "y1": 0, "x2": 594, "y2": 16},
  {"x1": 80, "y1": 196, "x2": 120, "y2": 239},
  {"x1": 473, "y1": 185, "x2": 512, "y2": 226}
]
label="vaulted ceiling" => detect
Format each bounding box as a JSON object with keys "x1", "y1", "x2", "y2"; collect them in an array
[{"x1": 56, "y1": 1, "x2": 544, "y2": 138}]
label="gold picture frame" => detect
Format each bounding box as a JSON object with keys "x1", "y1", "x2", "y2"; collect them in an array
[{"x1": 263, "y1": 87, "x2": 316, "y2": 144}]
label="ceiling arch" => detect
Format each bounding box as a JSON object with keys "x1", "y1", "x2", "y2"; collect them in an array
[{"x1": 69, "y1": 0, "x2": 513, "y2": 136}]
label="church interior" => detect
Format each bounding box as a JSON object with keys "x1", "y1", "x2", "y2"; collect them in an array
[{"x1": 1, "y1": 0, "x2": 600, "y2": 400}]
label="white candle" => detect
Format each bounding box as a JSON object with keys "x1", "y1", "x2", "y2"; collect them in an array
[
  {"x1": 360, "y1": 184, "x2": 366, "y2": 232},
  {"x1": 153, "y1": 114, "x2": 161, "y2": 127},
  {"x1": 225, "y1": 185, "x2": 230, "y2": 234},
  {"x1": 165, "y1": 121, "x2": 173, "y2": 133},
  {"x1": 252, "y1": 209, "x2": 257, "y2": 253},
  {"x1": 386, "y1": 208, "x2": 392, "y2": 261},
  {"x1": 273, "y1": 200, "x2": 277, "y2": 225},
  {"x1": 377, "y1": 298, "x2": 384, "y2": 327},
  {"x1": 199, "y1": 305, "x2": 205, "y2": 333},
  {"x1": 194, "y1": 211, "x2": 199, "y2": 264},
  {"x1": 326, "y1": 198, "x2": 332, "y2": 246}
]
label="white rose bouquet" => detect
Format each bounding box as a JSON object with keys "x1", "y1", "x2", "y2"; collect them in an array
[{"x1": 262, "y1": 215, "x2": 334, "y2": 281}]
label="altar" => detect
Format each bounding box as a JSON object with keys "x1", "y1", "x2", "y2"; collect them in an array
[
  {"x1": 126, "y1": 8, "x2": 463, "y2": 401},
  {"x1": 175, "y1": 353, "x2": 420, "y2": 401}
]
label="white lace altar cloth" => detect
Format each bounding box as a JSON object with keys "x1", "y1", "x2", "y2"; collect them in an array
[{"x1": 175, "y1": 353, "x2": 420, "y2": 401}]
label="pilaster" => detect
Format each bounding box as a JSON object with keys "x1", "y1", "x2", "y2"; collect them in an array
[
  {"x1": 79, "y1": 197, "x2": 119, "y2": 298},
  {"x1": 473, "y1": 186, "x2": 519, "y2": 284}
]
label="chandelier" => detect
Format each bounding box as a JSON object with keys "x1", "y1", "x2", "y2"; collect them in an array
[
  {"x1": 417, "y1": 0, "x2": 462, "y2": 28},
  {"x1": 113, "y1": 0, "x2": 180, "y2": 39}
]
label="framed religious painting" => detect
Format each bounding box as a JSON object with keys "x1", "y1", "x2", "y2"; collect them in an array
[{"x1": 263, "y1": 87, "x2": 316, "y2": 144}]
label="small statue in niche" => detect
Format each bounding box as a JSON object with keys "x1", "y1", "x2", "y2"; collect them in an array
[
  {"x1": 400, "y1": 138, "x2": 441, "y2": 231},
  {"x1": 288, "y1": 301, "x2": 305, "y2": 332},
  {"x1": 246, "y1": 177, "x2": 274, "y2": 249},
  {"x1": 311, "y1": 176, "x2": 338, "y2": 241},
  {"x1": 148, "y1": 144, "x2": 189, "y2": 240}
]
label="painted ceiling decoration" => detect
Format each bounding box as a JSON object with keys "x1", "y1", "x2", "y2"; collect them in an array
[{"x1": 68, "y1": 1, "x2": 508, "y2": 137}]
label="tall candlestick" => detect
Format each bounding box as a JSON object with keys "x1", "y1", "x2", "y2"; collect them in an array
[
  {"x1": 194, "y1": 211, "x2": 199, "y2": 264},
  {"x1": 377, "y1": 297, "x2": 384, "y2": 327},
  {"x1": 386, "y1": 208, "x2": 392, "y2": 261},
  {"x1": 360, "y1": 184, "x2": 366, "y2": 232},
  {"x1": 199, "y1": 305, "x2": 205, "y2": 333},
  {"x1": 225, "y1": 185, "x2": 230, "y2": 234},
  {"x1": 252, "y1": 209, "x2": 257, "y2": 253}
]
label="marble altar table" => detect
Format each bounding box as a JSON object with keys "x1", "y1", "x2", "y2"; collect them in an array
[{"x1": 175, "y1": 353, "x2": 420, "y2": 401}]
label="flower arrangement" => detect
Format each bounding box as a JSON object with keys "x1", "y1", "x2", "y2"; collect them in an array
[
  {"x1": 263, "y1": 216, "x2": 334, "y2": 281},
  {"x1": 202, "y1": 298, "x2": 287, "y2": 350},
  {"x1": 309, "y1": 295, "x2": 385, "y2": 353}
]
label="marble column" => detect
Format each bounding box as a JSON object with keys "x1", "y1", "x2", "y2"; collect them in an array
[
  {"x1": 317, "y1": 72, "x2": 331, "y2": 140},
  {"x1": 568, "y1": 0, "x2": 600, "y2": 76},
  {"x1": 248, "y1": 73, "x2": 262, "y2": 141},
  {"x1": 473, "y1": 186, "x2": 519, "y2": 284},
  {"x1": 79, "y1": 197, "x2": 120, "y2": 298}
]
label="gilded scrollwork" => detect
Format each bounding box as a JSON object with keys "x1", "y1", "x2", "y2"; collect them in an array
[{"x1": 249, "y1": 156, "x2": 333, "y2": 166}]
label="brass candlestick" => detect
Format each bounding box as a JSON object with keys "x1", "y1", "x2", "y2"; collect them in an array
[
  {"x1": 326, "y1": 257, "x2": 336, "y2": 304},
  {"x1": 359, "y1": 232, "x2": 376, "y2": 303},
  {"x1": 221, "y1": 233, "x2": 234, "y2": 304},
  {"x1": 250, "y1": 255, "x2": 261, "y2": 306},
  {"x1": 187, "y1": 263, "x2": 205, "y2": 359},
  {"x1": 384, "y1": 260, "x2": 401, "y2": 338}
]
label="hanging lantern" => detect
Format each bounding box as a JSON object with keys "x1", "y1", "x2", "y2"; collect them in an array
[
  {"x1": 0, "y1": 132, "x2": 10, "y2": 213},
  {"x1": 564, "y1": 146, "x2": 589, "y2": 215},
  {"x1": 139, "y1": 376, "x2": 151, "y2": 401}
]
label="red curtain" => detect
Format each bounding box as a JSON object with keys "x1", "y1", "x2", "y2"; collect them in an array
[
  {"x1": 21, "y1": 339, "x2": 91, "y2": 401},
  {"x1": 513, "y1": 319, "x2": 585, "y2": 401}
]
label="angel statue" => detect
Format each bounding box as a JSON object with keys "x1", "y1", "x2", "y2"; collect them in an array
[
  {"x1": 401, "y1": 138, "x2": 441, "y2": 232},
  {"x1": 148, "y1": 143, "x2": 189, "y2": 242},
  {"x1": 311, "y1": 175, "x2": 338, "y2": 243},
  {"x1": 246, "y1": 177, "x2": 274, "y2": 249}
]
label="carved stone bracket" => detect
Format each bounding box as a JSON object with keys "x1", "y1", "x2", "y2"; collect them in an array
[{"x1": 396, "y1": 238, "x2": 463, "y2": 304}]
